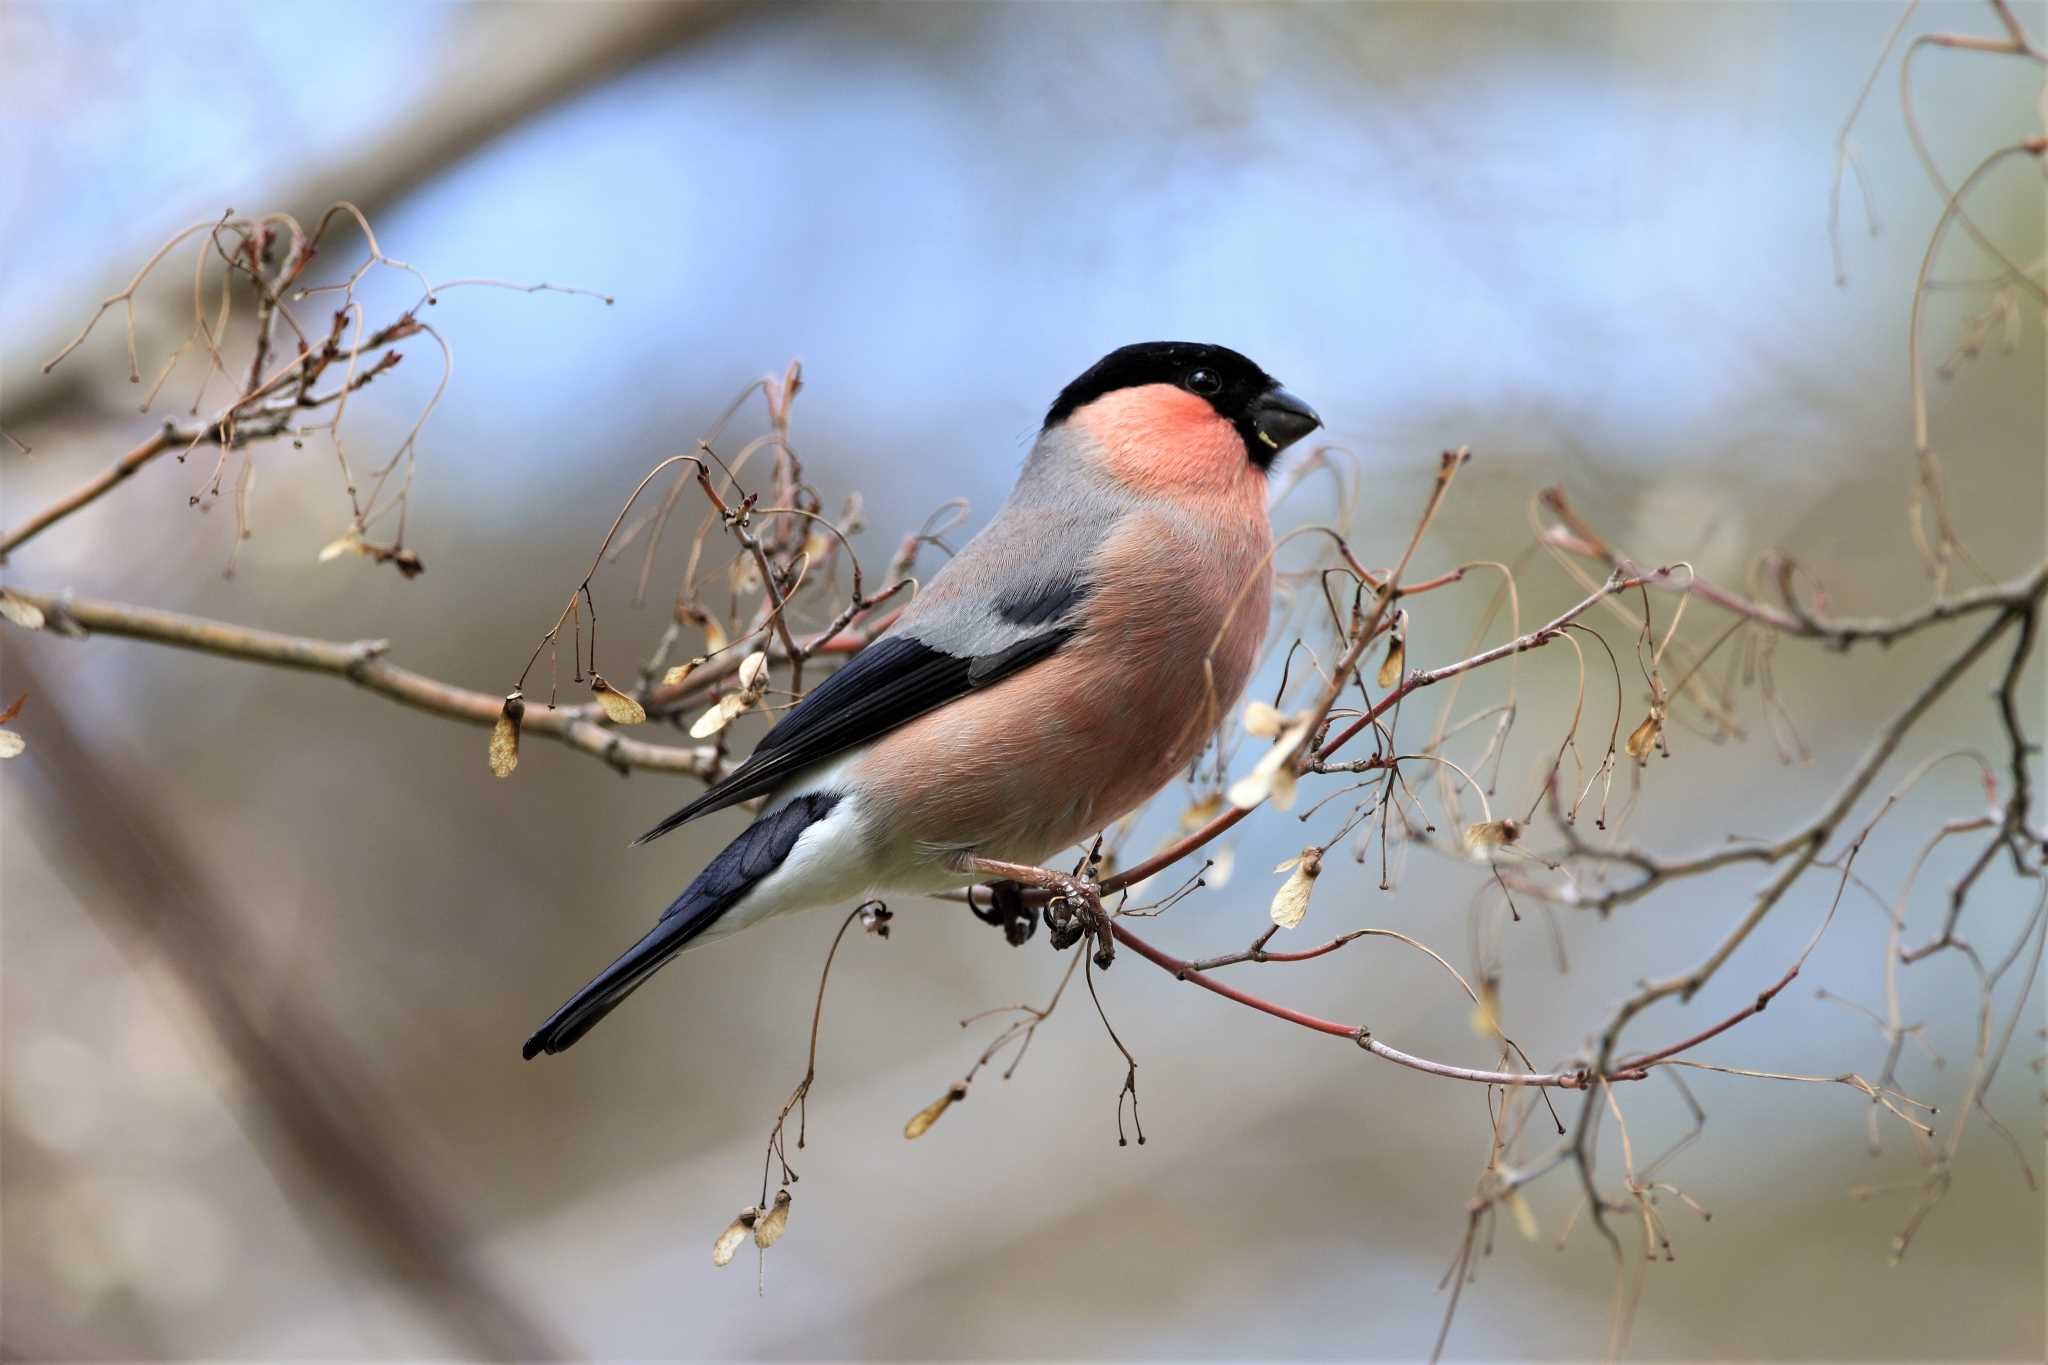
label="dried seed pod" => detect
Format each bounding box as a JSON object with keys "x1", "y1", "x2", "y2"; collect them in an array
[
  {"x1": 904, "y1": 1082, "x2": 969, "y2": 1139},
  {"x1": 1243, "y1": 700, "x2": 1288, "y2": 738},
  {"x1": 737, "y1": 650, "x2": 770, "y2": 694},
  {"x1": 752, "y1": 1188, "x2": 792, "y2": 1249},
  {"x1": 689, "y1": 690, "x2": 752, "y2": 738},
  {"x1": 1624, "y1": 711, "x2": 1661, "y2": 761},
  {"x1": 662, "y1": 659, "x2": 701, "y2": 688},
  {"x1": 1269, "y1": 848, "x2": 1322, "y2": 929},
  {"x1": 681, "y1": 605, "x2": 728, "y2": 654},
  {"x1": 1469, "y1": 976, "x2": 1501, "y2": 1038},
  {"x1": 1462, "y1": 818, "x2": 1522, "y2": 858},
  {"x1": 0, "y1": 730, "x2": 22, "y2": 759},
  {"x1": 1207, "y1": 844, "x2": 1237, "y2": 890},
  {"x1": 488, "y1": 692, "x2": 525, "y2": 778},
  {"x1": 713, "y1": 1207, "x2": 759, "y2": 1267},
  {"x1": 1178, "y1": 792, "x2": 1225, "y2": 831},
  {"x1": 317, "y1": 530, "x2": 369, "y2": 563},
  {"x1": 1376, "y1": 610, "x2": 1407, "y2": 689},
  {"x1": 1229, "y1": 715, "x2": 1312, "y2": 811},
  {"x1": 591, "y1": 675, "x2": 647, "y2": 725},
  {"x1": 1503, "y1": 1187, "x2": 1541, "y2": 1241},
  {"x1": 0, "y1": 590, "x2": 45, "y2": 631}
]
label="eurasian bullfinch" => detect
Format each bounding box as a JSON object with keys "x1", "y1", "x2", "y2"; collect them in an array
[{"x1": 523, "y1": 342, "x2": 1320, "y2": 1057}]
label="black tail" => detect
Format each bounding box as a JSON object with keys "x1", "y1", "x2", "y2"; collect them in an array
[{"x1": 521, "y1": 793, "x2": 840, "y2": 1058}]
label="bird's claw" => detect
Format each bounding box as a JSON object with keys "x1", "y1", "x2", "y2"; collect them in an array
[
  {"x1": 972, "y1": 880, "x2": 1039, "y2": 946},
  {"x1": 1043, "y1": 875, "x2": 1113, "y2": 968}
]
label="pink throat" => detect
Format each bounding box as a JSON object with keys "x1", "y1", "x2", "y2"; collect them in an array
[{"x1": 1074, "y1": 385, "x2": 1263, "y2": 502}]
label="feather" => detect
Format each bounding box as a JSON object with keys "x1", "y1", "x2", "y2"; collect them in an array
[
  {"x1": 525, "y1": 793, "x2": 842, "y2": 1056},
  {"x1": 635, "y1": 613, "x2": 1083, "y2": 844}
]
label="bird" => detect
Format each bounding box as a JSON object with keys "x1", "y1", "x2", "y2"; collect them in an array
[{"x1": 522, "y1": 342, "x2": 1320, "y2": 1058}]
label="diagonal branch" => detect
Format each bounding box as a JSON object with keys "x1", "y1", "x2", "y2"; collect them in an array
[{"x1": 5, "y1": 588, "x2": 722, "y2": 777}]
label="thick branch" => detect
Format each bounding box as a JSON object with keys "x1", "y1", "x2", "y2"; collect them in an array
[{"x1": 4, "y1": 588, "x2": 721, "y2": 777}]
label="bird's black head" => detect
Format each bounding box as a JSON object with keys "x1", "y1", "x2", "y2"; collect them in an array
[{"x1": 1043, "y1": 341, "x2": 1321, "y2": 469}]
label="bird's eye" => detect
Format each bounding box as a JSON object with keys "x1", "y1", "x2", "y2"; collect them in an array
[{"x1": 1184, "y1": 367, "x2": 1223, "y2": 396}]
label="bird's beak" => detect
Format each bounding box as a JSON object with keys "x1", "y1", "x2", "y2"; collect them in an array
[{"x1": 1249, "y1": 386, "x2": 1322, "y2": 457}]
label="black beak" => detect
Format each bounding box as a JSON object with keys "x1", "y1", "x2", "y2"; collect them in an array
[{"x1": 1249, "y1": 386, "x2": 1322, "y2": 459}]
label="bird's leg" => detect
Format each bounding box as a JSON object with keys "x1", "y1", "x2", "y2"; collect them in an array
[{"x1": 950, "y1": 854, "x2": 1113, "y2": 968}]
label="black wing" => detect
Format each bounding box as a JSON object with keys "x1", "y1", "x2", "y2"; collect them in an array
[{"x1": 633, "y1": 612, "x2": 1079, "y2": 845}]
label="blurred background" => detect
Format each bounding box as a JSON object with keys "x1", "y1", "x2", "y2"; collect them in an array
[{"x1": 2, "y1": 2, "x2": 2042, "y2": 1359}]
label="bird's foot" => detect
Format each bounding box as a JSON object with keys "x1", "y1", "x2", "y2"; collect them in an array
[
  {"x1": 971, "y1": 880, "x2": 1039, "y2": 946},
  {"x1": 1044, "y1": 874, "x2": 1113, "y2": 969},
  {"x1": 951, "y1": 853, "x2": 1112, "y2": 966}
]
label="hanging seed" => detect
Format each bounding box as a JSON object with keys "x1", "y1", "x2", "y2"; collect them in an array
[
  {"x1": 1269, "y1": 848, "x2": 1322, "y2": 929},
  {"x1": 1377, "y1": 610, "x2": 1407, "y2": 689},
  {"x1": 1229, "y1": 717, "x2": 1311, "y2": 811},
  {"x1": 904, "y1": 1082, "x2": 969, "y2": 1139},
  {"x1": 1179, "y1": 792, "x2": 1225, "y2": 831},
  {"x1": 317, "y1": 530, "x2": 368, "y2": 563},
  {"x1": 712, "y1": 1207, "x2": 759, "y2": 1267},
  {"x1": 1462, "y1": 819, "x2": 1522, "y2": 857},
  {"x1": 752, "y1": 1189, "x2": 792, "y2": 1249},
  {"x1": 591, "y1": 675, "x2": 647, "y2": 725},
  {"x1": 1207, "y1": 845, "x2": 1237, "y2": 890},
  {"x1": 737, "y1": 650, "x2": 770, "y2": 694},
  {"x1": 689, "y1": 690, "x2": 752, "y2": 738},
  {"x1": 681, "y1": 605, "x2": 728, "y2": 654},
  {"x1": 1503, "y1": 1187, "x2": 1541, "y2": 1241},
  {"x1": 1243, "y1": 700, "x2": 1289, "y2": 738},
  {"x1": 1625, "y1": 711, "x2": 1661, "y2": 761},
  {"x1": 1469, "y1": 977, "x2": 1501, "y2": 1038},
  {"x1": 488, "y1": 692, "x2": 525, "y2": 778},
  {"x1": 0, "y1": 590, "x2": 45, "y2": 631}
]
